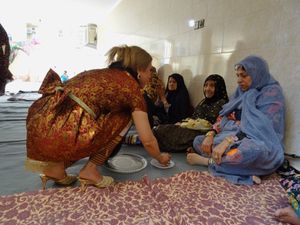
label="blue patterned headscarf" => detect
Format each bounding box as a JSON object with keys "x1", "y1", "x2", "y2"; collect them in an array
[{"x1": 220, "y1": 55, "x2": 285, "y2": 164}]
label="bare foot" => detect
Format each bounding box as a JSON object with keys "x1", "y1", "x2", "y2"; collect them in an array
[
  {"x1": 275, "y1": 206, "x2": 300, "y2": 225},
  {"x1": 79, "y1": 161, "x2": 103, "y2": 182},
  {"x1": 252, "y1": 176, "x2": 261, "y2": 184},
  {"x1": 186, "y1": 153, "x2": 209, "y2": 166},
  {"x1": 43, "y1": 162, "x2": 66, "y2": 180}
]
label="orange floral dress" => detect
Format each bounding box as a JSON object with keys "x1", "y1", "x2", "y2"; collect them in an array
[{"x1": 26, "y1": 68, "x2": 146, "y2": 171}]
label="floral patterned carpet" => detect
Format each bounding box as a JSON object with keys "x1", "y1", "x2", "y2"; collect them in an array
[{"x1": 0, "y1": 171, "x2": 289, "y2": 225}]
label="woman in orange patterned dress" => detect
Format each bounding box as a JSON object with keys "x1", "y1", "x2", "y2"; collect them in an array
[{"x1": 25, "y1": 45, "x2": 171, "y2": 190}]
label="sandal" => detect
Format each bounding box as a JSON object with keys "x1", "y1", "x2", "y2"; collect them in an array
[
  {"x1": 40, "y1": 174, "x2": 77, "y2": 190},
  {"x1": 78, "y1": 176, "x2": 114, "y2": 192}
]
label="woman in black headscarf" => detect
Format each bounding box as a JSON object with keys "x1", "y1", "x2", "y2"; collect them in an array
[
  {"x1": 153, "y1": 74, "x2": 228, "y2": 152},
  {"x1": 190, "y1": 74, "x2": 228, "y2": 124},
  {"x1": 157, "y1": 73, "x2": 192, "y2": 124}
]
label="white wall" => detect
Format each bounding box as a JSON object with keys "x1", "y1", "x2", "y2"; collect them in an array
[
  {"x1": 1, "y1": 0, "x2": 299, "y2": 155},
  {"x1": 100, "y1": 0, "x2": 300, "y2": 155}
]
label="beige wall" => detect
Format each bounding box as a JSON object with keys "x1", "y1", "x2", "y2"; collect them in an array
[{"x1": 100, "y1": 0, "x2": 300, "y2": 154}]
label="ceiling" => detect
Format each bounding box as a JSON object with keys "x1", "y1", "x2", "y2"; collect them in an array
[
  {"x1": 74, "y1": 0, "x2": 122, "y2": 17},
  {"x1": 1, "y1": 0, "x2": 122, "y2": 25}
]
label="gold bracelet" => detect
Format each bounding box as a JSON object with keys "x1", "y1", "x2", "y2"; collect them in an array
[
  {"x1": 208, "y1": 158, "x2": 215, "y2": 165},
  {"x1": 205, "y1": 131, "x2": 215, "y2": 137},
  {"x1": 225, "y1": 136, "x2": 233, "y2": 144}
]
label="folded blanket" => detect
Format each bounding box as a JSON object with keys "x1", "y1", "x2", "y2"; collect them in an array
[{"x1": 7, "y1": 91, "x2": 41, "y2": 101}]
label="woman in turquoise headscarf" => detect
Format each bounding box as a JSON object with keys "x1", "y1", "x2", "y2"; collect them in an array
[{"x1": 187, "y1": 55, "x2": 285, "y2": 185}]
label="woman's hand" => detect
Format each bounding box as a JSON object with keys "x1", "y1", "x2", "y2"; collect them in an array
[
  {"x1": 211, "y1": 140, "x2": 229, "y2": 164},
  {"x1": 157, "y1": 153, "x2": 171, "y2": 166},
  {"x1": 132, "y1": 110, "x2": 171, "y2": 166},
  {"x1": 163, "y1": 101, "x2": 171, "y2": 113},
  {"x1": 201, "y1": 136, "x2": 214, "y2": 156}
]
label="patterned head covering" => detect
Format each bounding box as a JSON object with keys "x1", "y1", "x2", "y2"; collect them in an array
[
  {"x1": 234, "y1": 55, "x2": 273, "y2": 90},
  {"x1": 202, "y1": 74, "x2": 228, "y2": 104},
  {"x1": 143, "y1": 67, "x2": 161, "y2": 101},
  {"x1": 219, "y1": 55, "x2": 285, "y2": 171},
  {"x1": 220, "y1": 55, "x2": 281, "y2": 116}
]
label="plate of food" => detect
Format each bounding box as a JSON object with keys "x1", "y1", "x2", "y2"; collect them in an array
[
  {"x1": 179, "y1": 118, "x2": 212, "y2": 131},
  {"x1": 150, "y1": 158, "x2": 175, "y2": 169},
  {"x1": 105, "y1": 153, "x2": 147, "y2": 173}
]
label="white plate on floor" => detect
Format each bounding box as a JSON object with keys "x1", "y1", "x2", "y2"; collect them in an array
[
  {"x1": 150, "y1": 159, "x2": 175, "y2": 169},
  {"x1": 105, "y1": 153, "x2": 147, "y2": 173}
]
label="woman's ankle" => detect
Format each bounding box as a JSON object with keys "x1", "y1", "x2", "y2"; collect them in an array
[
  {"x1": 43, "y1": 162, "x2": 66, "y2": 179},
  {"x1": 79, "y1": 161, "x2": 102, "y2": 181},
  {"x1": 186, "y1": 153, "x2": 209, "y2": 166}
]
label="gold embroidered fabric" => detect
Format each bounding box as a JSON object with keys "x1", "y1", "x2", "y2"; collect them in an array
[{"x1": 26, "y1": 69, "x2": 146, "y2": 169}]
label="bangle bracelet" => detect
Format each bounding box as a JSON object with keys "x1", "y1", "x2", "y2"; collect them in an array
[
  {"x1": 225, "y1": 136, "x2": 233, "y2": 144},
  {"x1": 208, "y1": 158, "x2": 215, "y2": 165},
  {"x1": 206, "y1": 131, "x2": 215, "y2": 137}
]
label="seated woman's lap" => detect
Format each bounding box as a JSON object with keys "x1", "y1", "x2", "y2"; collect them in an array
[
  {"x1": 192, "y1": 131, "x2": 236, "y2": 156},
  {"x1": 193, "y1": 134, "x2": 270, "y2": 169}
]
